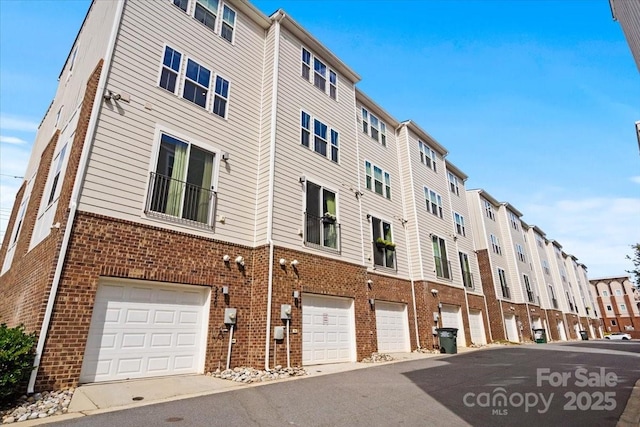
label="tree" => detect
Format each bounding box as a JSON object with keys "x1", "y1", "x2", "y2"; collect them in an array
[{"x1": 626, "y1": 243, "x2": 640, "y2": 289}]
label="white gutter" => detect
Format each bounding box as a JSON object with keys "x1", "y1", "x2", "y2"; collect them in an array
[
  {"x1": 28, "y1": 0, "x2": 125, "y2": 393},
  {"x1": 475, "y1": 191, "x2": 496, "y2": 342},
  {"x1": 264, "y1": 12, "x2": 283, "y2": 370}
]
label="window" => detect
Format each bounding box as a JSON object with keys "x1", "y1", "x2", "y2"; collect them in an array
[
  {"x1": 183, "y1": 59, "x2": 210, "y2": 108},
  {"x1": 195, "y1": 0, "x2": 218, "y2": 31},
  {"x1": 602, "y1": 290, "x2": 609, "y2": 297},
  {"x1": 536, "y1": 235, "x2": 544, "y2": 248},
  {"x1": 329, "y1": 70, "x2": 337, "y2": 100},
  {"x1": 432, "y1": 235, "x2": 450, "y2": 279},
  {"x1": 447, "y1": 172, "x2": 459, "y2": 195},
  {"x1": 498, "y1": 268, "x2": 510, "y2": 299},
  {"x1": 509, "y1": 211, "x2": 520, "y2": 230},
  {"x1": 69, "y1": 46, "x2": 78, "y2": 73},
  {"x1": 47, "y1": 144, "x2": 68, "y2": 206},
  {"x1": 484, "y1": 200, "x2": 495, "y2": 220},
  {"x1": 523, "y1": 275, "x2": 534, "y2": 302},
  {"x1": 146, "y1": 132, "x2": 217, "y2": 227},
  {"x1": 555, "y1": 247, "x2": 562, "y2": 260},
  {"x1": 459, "y1": 252, "x2": 473, "y2": 289},
  {"x1": 313, "y1": 58, "x2": 326, "y2": 91},
  {"x1": 212, "y1": 76, "x2": 229, "y2": 118},
  {"x1": 606, "y1": 305, "x2": 612, "y2": 311},
  {"x1": 173, "y1": 0, "x2": 188, "y2": 12},
  {"x1": 300, "y1": 112, "x2": 338, "y2": 163},
  {"x1": 1, "y1": 177, "x2": 34, "y2": 275},
  {"x1": 453, "y1": 212, "x2": 465, "y2": 236},
  {"x1": 220, "y1": 5, "x2": 236, "y2": 43},
  {"x1": 516, "y1": 244, "x2": 526, "y2": 263},
  {"x1": 372, "y1": 217, "x2": 395, "y2": 269},
  {"x1": 160, "y1": 46, "x2": 182, "y2": 94},
  {"x1": 620, "y1": 304, "x2": 627, "y2": 312},
  {"x1": 549, "y1": 285, "x2": 558, "y2": 309},
  {"x1": 490, "y1": 234, "x2": 502, "y2": 255},
  {"x1": 424, "y1": 187, "x2": 443, "y2": 218},
  {"x1": 615, "y1": 289, "x2": 622, "y2": 296},
  {"x1": 305, "y1": 182, "x2": 338, "y2": 251},
  {"x1": 418, "y1": 141, "x2": 436, "y2": 172},
  {"x1": 301, "y1": 48, "x2": 311, "y2": 80},
  {"x1": 361, "y1": 108, "x2": 386, "y2": 145},
  {"x1": 365, "y1": 161, "x2": 391, "y2": 199},
  {"x1": 611, "y1": 319, "x2": 617, "y2": 326},
  {"x1": 542, "y1": 260, "x2": 550, "y2": 275},
  {"x1": 55, "y1": 106, "x2": 63, "y2": 128}
]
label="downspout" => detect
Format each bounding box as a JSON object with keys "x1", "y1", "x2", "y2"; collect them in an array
[
  {"x1": 28, "y1": 0, "x2": 125, "y2": 393},
  {"x1": 264, "y1": 11, "x2": 283, "y2": 370}
]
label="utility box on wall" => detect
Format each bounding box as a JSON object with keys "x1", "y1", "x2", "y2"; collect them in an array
[
  {"x1": 274, "y1": 326, "x2": 285, "y2": 340},
  {"x1": 224, "y1": 308, "x2": 237, "y2": 324},
  {"x1": 281, "y1": 304, "x2": 292, "y2": 320}
]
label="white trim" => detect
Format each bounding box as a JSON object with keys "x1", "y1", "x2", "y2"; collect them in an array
[
  {"x1": 220, "y1": 2, "x2": 237, "y2": 44},
  {"x1": 212, "y1": 73, "x2": 231, "y2": 120},
  {"x1": 156, "y1": 43, "x2": 183, "y2": 96}
]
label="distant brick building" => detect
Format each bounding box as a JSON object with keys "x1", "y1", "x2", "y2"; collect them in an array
[{"x1": 590, "y1": 276, "x2": 640, "y2": 338}]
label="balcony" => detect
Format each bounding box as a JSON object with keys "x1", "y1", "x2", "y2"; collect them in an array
[
  {"x1": 462, "y1": 271, "x2": 474, "y2": 289},
  {"x1": 434, "y1": 256, "x2": 451, "y2": 280},
  {"x1": 304, "y1": 212, "x2": 341, "y2": 253},
  {"x1": 146, "y1": 172, "x2": 216, "y2": 228}
]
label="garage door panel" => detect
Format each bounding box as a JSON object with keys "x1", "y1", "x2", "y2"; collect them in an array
[
  {"x1": 505, "y1": 314, "x2": 519, "y2": 342},
  {"x1": 302, "y1": 294, "x2": 355, "y2": 365},
  {"x1": 375, "y1": 302, "x2": 410, "y2": 353},
  {"x1": 80, "y1": 280, "x2": 209, "y2": 383},
  {"x1": 469, "y1": 310, "x2": 486, "y2": 346},
  {"x1": 441, "y1": 305, "x2": 467, "y2": 347}
]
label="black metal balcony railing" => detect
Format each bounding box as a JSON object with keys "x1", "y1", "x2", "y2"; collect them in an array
[
  {"x1": 434, "y1": 256, "x2": 451, "y2": 280},
  {"x1": 146, "y1": 172, "x2": 215, "y2": 228},
  {"x1": 304, "y1": 212, "x2": 341, "y2": 252},
  {"x1": 501, "y1": 285, "x2": 511, "y2": 299},
  {"x1": 552, "y1": 298, "x2": 558, "y2": 309},
  {"x1": 462, "y1": 271, "x2": 474, "y2": 289}
]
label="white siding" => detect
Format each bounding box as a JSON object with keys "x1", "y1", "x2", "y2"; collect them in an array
[{"x1": 78, "y1": 1, "x2": 267, "y2": 245}]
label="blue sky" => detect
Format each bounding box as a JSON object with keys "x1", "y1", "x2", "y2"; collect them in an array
[{"x1": 0, "y1": 0, "x2": 638, "y2": 278}]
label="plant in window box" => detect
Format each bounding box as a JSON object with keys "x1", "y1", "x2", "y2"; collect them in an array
[
  {"x1": 375, "y1": 237, "x2": 395, "y2": 250},
  {"x1": 385, "y1": 241, "x2": 396, "y2": 251},
  {"x1": 322, "y1": 212, "x2": 336, "y2": 223}
]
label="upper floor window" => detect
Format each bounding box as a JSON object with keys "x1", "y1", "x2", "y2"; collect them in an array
[
  {"x1": 1, "y1": 176, "x2": 34, "y2": 275},
  {"x1": 361, "y1": 108, "x2": 386, "y2": 145},
  {"x1": 313, "y1": 58, "x2": 326, "y2": 91},
  {"x1": 47, "y1": 144, "x2": 68, "y2": 206},
  {"x1": 542, "y1": 260, "x2": 550, "y2": 275},
  {"x1": 555, "y1": 247, "x2": 562, "y2": 260},
  {"x1": 536, "y1": 235, "x2": 544, "y2": 248},
  {"x1": 372, "y1": 217, "x2": 395, "y2": 269},
  {"x1": 195, "y1": 0, "x2": 218, "y2": 31},
  {"x1": 620, "y1": 304, "x2": 627, "y2": 312},
  {"x1": 523, "y1": 274, "x2": 534, "y2": 303},
  {"x1": 454, "y1": 212, "x2": 466, "y2": 236},
  {"x1": 602, "y1": 290, "x2": 609, "y2": 297},
  {"x1": 304, "y1": 181, "x2": 339, "y2": 251},
  {"x1": 300, "y1": 111, "x2": 339, "y2": 163},
  {"x1": 183, "y1": 59, "x2": 210, "y2": 108},
  {"x1": 459, "y1": 252, "x2": 473, "y2": 289},
  {"x1": 173, "y1": 0, "x2": 189, "y2": 12},
  {"x1": 55, "y1": 106, "x2": 63, "y2": 129},
  {"x1": 329, "y1": 70, "x2": 337, "y2": 100},
  {"x1": 418, "y1": 141, "x2": 436, "y2": 172},
  {"x1": 160, "y1": 46, "x2": 182, "y2": 94},
  {"x1": 301, "y1": 48, "x2": 311, "y2": 80},
  {"x1": 509, "y1": 211, "x2": 520, "y2": 230},
  {"x1": 146, "y1": 132, "x2": 217, "y2": 227},
  {"x1": 221, "y1": 5, "x2": 236, "y2": 42},
  {"x1": 69, "y1": 46, "x2": 78, "y2": 73},
  {"x1": 483, "y1": 200, "x2": 495, "y2": 220},
  {"x1": 432, "y1": 235, "x2": 451, "y2": 279},
  {"x1": 490, "y1": 234, "x2": 502, "y2": 255},
  {"x1": 447, "y1": 172, "x2": 459, "y2": 196},
  {"x1": 365, "y1": 161, "x2": 390, "y2": 199},
  {"x1": 424, "y1": 187, "x2": 443, "y2": 218},
  {"x1": 549, "y1": 285, "x2": 558, "y2": 308},
  {"x1": 498, "y1": 268, "x2": 510, "y2": 299},
  {"x1": 516, "y1": 243, "x2": 526, "y2": 263},
  {"x1": 301, "y1": 47, "x2": 337, "y2": 100},
  {"x1": 615, "y1": 289, "x2": 623, "y2": 296},
  {"x1": 606, "y1": 305, "x2": 612, "y2": 311},
  {"x1": 183, "y1": 0, "x2": 237, "y2": 43},
  {"x1": 213, "y1": 76, "x2": 230, "y2": 118}
]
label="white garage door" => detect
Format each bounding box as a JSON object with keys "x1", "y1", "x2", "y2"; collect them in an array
[
  {"x1": 504, "y1": 314, "x2": 519, "y2": 342},
  {"x1": 375, "y1": 301, "x2": 410, "y2": 353},
  {"x1": 80, "y1": 279, "x2": 210, "y2": 383},
  {"x1": 557, "y1": 320, "x2": 567, "y2": 341},
  {"x1": 440, "y1": 305, "x2": 467, "y2": 347},
  {"x1": 468, "y1": 310, "x2": 486, "y2": 345},
  {"x1": 532, "y1": 317, "x2": 542, "y2": 329},
  {"x1": 302, "y1": 294, "x2": 355, "y2": 365}
]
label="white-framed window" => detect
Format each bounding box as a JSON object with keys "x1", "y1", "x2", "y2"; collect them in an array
[
  {"x1": 490, "y1": 234, "x2": 502, "y2": 255},
  {"x1": 418, "y1": 140, "x2": 437, "y2": 172},
  {"x1": 536, "y1": 234, "x2": 544, "y2": 248},
  {"x1": 606, "y1": 305, "x2": 612, "y2": 311},
  {"x1": 329, "y1": 70, "x2": 337, "y2": 100},
  {"x1": 69, "y1": 46, "x2": 78, "y2": 73},
  {"x1": 301, "y1": 47, "x2": 337, "y2": 99},
  {"x1": 483, "y1": 200, "x2": 495, "y2": 220},
  {"x1": 212, "y1": 75, "x2": 230, "y2": 118},
  {"x1": 159, "y1": 45, "x2": 182, "y2": 94},
  {"x1": 447, "y1": 172, "x2": 459, "y2": 195},
  {"x1": 313, "y1": 57, "x2": 326, "y2": 92},
  {"x1": 304, "y1": 181, "x2": 338, "y2": 251},
  {"x1": 549, "y1": 285, "x2": 558, "y2": 308},
  {"x1": 602, "y1": 290, "x2": 609, "y2": 297},
  {"x1": 301, "y1": 48, "x2": 311, "y2": 80},
  {"x1": 299, "y1": 111, "x2": 339, "y2": 163},
  {"x1": 523, "y1": 274, "x2": 534, "y2": 302},
  {"x1": 146, "y1": 130, "x2": 218, "y2": 227},
  {"x1": 365, "y1": 161, "x2": 391, "y2": 199},
  {"x1": 172, "y1": 0, "x2": 189, "y2": 12},
  {"x1": 516, "y1": 243, "x2": 526, "y2": 262},
  {"x1": 542, "y1": 260, "x2": 550, "y2": 275},
  {"x1": 620, "y1": 304, "x2": 627, "y2": 311},
  {"x1": 424, "y1": 187, "x2": 443, "y2": 218},
  {"x1": 432, "y1": 235, "x2": 451, "y2": 279},
  {"x1": 498, "y1": 268, "x2": 510, "y2": 298},
  {"x1": 220, "y1": 4, "x2": 236, "y2": 43},
  {"x1": 555, "y1": 246, "x2": 562, "y2": 260},
  {"x1": 183, "y1": 58, "x2": 210, "y2": 108},
  {"x1": 194, "y1": 0, "x2": 218, "y2": 31},
  {"x1": 453, "y1": 212, "x2": 465, "y2": 236},
  {"x1": 509, "y1": 211, "x2": 520, "y2": 230},
  {"x1": 55, "y1": 106, "x2": 63, "y2": 128},
  {"x1": 615, "y1": 289, "x2": 623, "y2": 296},
  {"x1": 47, "y1": 144, "x2": 68, "y2": 206},
  {"x1": 372, "y1": 216, "x2": 395, "y2": 269},
  {"x1": 1, "y1": 175, "x2": 36, "y2": 274},
  {"x1": 459, "y1": 252, "x2": 473, "y2": 289},
  {"x1": 361, "y1": 108, "x2": 386, "y2": 145}
]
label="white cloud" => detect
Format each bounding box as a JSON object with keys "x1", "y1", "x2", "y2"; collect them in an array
[
  {"x1": 0, "y1": 135, "x2": 28, "y2": 144},
  {"x1": 631, "y1": 176, "x2": 640, "y2": 185},
  {"x1": 0, "y1": 114, "x2": 39, "y2": 132},
  {"x1": 522, "y1": 197, "x2": 640, "y2": 278}
]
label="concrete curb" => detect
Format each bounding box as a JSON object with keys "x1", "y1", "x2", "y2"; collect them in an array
[{"x1": 617, "y1": 379, "x2": 640, "y2": 427}]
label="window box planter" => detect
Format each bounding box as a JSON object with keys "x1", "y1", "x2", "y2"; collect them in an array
[{"x1": 375, "y1": 237, "x2": 395, "y2": 251}]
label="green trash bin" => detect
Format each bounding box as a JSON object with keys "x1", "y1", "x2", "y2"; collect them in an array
[
  {"x1": 579, "y1": 331, "x2": 588, "y2": 341},
  {"x1": 533, "y1": 328, "x2": 547, "y2": 344},
  {"x1": 436, "y1": 328, "x2": 458, "y2": 354}
]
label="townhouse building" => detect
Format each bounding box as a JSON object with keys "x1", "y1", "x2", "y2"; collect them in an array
[
  {"x1": 590, "y1": 276, "x2": 640, "y2": 338},
  {"x1": 0, "y1": 0, "x2": 602, "y2": 392}
]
